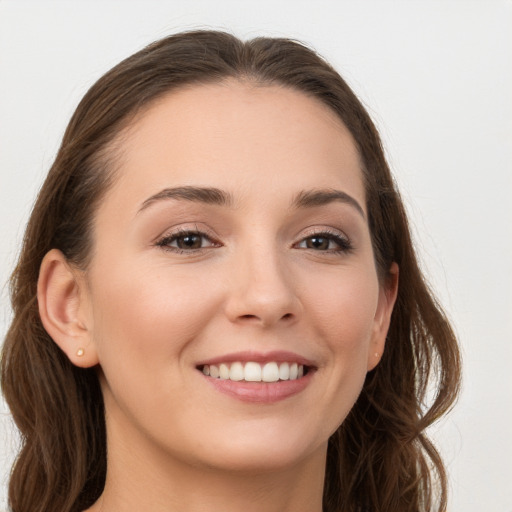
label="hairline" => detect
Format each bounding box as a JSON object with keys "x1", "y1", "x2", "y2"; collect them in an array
[{"x1": 80, "y1": 75, "x2": 373, "y2": 270}]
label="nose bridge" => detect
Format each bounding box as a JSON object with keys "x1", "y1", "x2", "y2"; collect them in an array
[{"x1": 225, "y1": 235, "x2": 299, "y2": 326}]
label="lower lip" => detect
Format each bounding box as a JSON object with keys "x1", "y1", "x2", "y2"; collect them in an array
[{"x1": 202, "y1": 371, "x2": 314, "y2": 403}]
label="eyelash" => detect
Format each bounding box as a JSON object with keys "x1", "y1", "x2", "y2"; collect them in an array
[
  {"x1": 156, "y1": 228, "x2": 220, "y2": 254},
  {"x1": 155, "y1": 228, "x2": 353, "y2": 255},
  {"x1": 294, "y1": 229, "x2": 353, "y2": 254}
]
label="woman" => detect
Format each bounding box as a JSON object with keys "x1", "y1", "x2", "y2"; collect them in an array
[{"x1": 1, "y1": 30, "x2": 461, "y2": 512}]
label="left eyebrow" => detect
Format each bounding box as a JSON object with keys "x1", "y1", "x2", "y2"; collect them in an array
[{"x1": 292, "y1": 188, "x2": 366, "y2": 219}]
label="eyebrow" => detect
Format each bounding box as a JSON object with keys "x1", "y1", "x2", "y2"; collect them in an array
[
  {"x1": 138, "y1": 185, "x2": 365, "y2": 219},
  {"x1": 138, "y1": 186, "x2": 233, "y2": 213},
  {"x1": 292, "y1": 188, "x2": 366, "y2": 219}
]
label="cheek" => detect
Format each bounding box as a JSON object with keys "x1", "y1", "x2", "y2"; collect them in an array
[
  {"x1": 301, "y1": 266, "x2": 379, "y2": 433},
  {"x1": 88, "y1": 259, "x2": 222, "y2": 363},
  {"x1": 86, "y1": 259, "x2": 226, "y2": 437},
  {"x1": 300, "y1": 263, "x2": 379, "y2": 351}
]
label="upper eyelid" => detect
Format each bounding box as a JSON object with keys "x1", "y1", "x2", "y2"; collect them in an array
[
  {"x1": 154, "y1": 225, "x2": 352, "y2": 247},
  {"x1": 156, "y1": 236, "x2": 217, "y2": 259},
  {"x1": 154, "y1": 228, "x2": 220, "y2": 253},
  {"x1": 296, "y1": 226, "x2": 350, "y2": 242},
  {"x1": 156, "y1": 225, "x2": 217, "y2": 241},
  {"x1": 293, "y1": 227, "x2": 353, "y2": 253},
  {"x1": 296, "y1": 233, "x2": 350, "y2": 246}
]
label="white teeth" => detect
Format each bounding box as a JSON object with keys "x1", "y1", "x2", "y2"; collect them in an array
[
  {"x1": 262, "y1": 362, "x2": 279, "y2": 382},
  {"x1": 244, "y1": 362, "x2": 262, "y2": 382},
  {"x1": 219, "y1": 363, "x2": 229, "y2": 380},
  {"x1": 279, "y1": 362, "x2": 290, "y2": 380},
  {"x1": 229, "y1": 361, "x2": 244, "y2": 381},
  {"x1": 201, "y1": 361, "x2": 306, "y2": 382}
]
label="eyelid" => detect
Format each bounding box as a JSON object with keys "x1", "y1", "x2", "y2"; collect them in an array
[
  {"x1": 153, "y1": 224, "x2": 353, "y2": 255},
  {"x1": 155, "y1": 225, "x2": 221, "y2": 253},
  {"x1": 294, "y1": 226, "x2": 353, "y2": 253},
  {"x1": 154, "y1": 223, "x2": 218, "y2": 242}
]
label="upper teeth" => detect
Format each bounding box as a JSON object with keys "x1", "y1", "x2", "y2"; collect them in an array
[{"x1": 202, "y1": 362, "x2": 304, "y2": 382}]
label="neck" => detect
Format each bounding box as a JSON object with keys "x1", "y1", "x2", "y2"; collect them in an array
[{"x1": 86, "y1": 418, "x2": 327, "y2": 512}]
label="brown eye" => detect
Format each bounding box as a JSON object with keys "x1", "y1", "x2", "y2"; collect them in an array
[
  {"x1": 296, "y1": 232, "x2": 352, "y2": 253},
  {"x1": 305, "y1": 236, "x2": 330, "y2": 250},
  {"x1": 176, "y1": 233, "x2": 203, "y2": 249},
  {"x1": 157, "y1": 230, "x2": 218, "y2": 252}
]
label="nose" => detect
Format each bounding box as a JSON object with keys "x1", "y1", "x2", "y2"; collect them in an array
[{"x1": 223, "y1": 244, "x2": 301, "y2": 328}]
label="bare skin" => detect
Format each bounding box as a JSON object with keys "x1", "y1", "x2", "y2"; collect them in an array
[{"x1": 38, "y1": 81, "x2": 398, "y2": 512}]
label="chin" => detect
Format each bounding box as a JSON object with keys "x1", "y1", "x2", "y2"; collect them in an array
[
  {"x1": 189, "y1": 426, "x2": 327, "y2": 474},
  {"x1": 204, "y1": 448, "x2": 321, "y2": 474}
]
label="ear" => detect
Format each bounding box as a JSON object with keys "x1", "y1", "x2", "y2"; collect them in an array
[
  {"x1": 37, "y1": 249, "x2": 98, "y2": 368},
  {"x1": 367, "y1": 262, "x2": 399, "y2": 371}
]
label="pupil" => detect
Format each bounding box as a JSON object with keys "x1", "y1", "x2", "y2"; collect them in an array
[
  {"x1": 178, "y1": 234, "x2": 201, "y2": 249},
  {"x1": 307, "y1": 237, "x2": 329, "y2": 250}
]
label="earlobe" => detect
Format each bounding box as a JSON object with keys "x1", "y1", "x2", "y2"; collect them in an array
[
  {"x1": 37, "y1": 249, "x2": 98, "y2": 368},
  {"x1": 367, "y1": 262, "x2": 399, "y2": 371}
]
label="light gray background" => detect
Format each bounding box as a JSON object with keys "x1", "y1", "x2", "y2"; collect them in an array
[{"x1": 1, "y1": 1, "x2": 511, "y2": 511}]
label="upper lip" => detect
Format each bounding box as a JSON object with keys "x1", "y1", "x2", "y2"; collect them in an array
[{"x1": 196, "y1": 350, "x2": 316, "y2": 368}]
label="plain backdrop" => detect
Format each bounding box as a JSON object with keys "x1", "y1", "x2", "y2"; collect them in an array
[{"x1": 0, "y1": 1, "x2": 511, "y2": 511}]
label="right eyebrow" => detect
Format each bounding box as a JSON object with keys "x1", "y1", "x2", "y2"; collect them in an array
[{"x1": 137, "y1": 186, "x2": 233, "y2": 214}]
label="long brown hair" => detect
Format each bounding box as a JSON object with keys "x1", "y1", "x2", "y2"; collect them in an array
[{"x1": 1, "y1": 30, "x2": 461, "y2": 512}]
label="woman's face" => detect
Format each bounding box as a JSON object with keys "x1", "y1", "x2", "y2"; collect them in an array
[{"x1": 81, "y1": 82, "x2": 396, "y2": 472}]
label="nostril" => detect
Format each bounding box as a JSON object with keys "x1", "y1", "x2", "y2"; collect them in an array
[
  {"x1": 282, "y1": 313, "x2": 293, "y2": 320},
  {"x1": 240, "y1": 314, "x2": 258, "y2": 320}
]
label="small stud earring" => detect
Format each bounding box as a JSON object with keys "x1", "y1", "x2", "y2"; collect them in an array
[
  {"x1": 374, "y1": 352, "x2": 380, "y2": 359},
  {"x1": 76, "y1": 348, "x2": 85, "y2": 357}
]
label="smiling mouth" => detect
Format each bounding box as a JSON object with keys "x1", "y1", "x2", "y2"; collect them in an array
[{"x1": 198, "y1": 361, "x2": 311, "y2": 382}]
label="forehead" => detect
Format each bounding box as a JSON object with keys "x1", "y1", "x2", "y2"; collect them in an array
[{"x1": 105, "y1": 81, "x2": 365, "y2": 213}]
